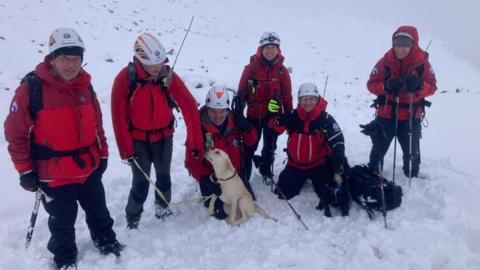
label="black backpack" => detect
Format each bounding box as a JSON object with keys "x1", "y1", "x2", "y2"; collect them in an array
[
  {"x1": 349, "y1": 165, "x2": 403, "y2": 219},
  {"x1": 126, "y1": 62, "x2": 179, "y2": 112},
  {"x1": 21, "y1": 71, "x2": 95, "y2": 121}
]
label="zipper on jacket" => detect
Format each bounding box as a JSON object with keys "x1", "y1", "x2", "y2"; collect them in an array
[
  {"x1": 308, "y1": 135, "x2": 312, "y2": 163},
  {"x1": 296, "y1": 134, "x2": 302, "y2": 162}
]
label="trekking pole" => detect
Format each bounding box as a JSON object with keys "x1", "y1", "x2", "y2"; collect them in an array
[
  {"x1": 131, "y1": 159, "x2": 171, "y2": 209},
  {"x1": 171, "y1": 16, "x2": 194, "y2": 72},
  {"x1": 408, "y1": 91, "x2": 414, "y2": 187},
  {"x1": 378, "y1": 161, "x2": 387, "y2": 229},
  {"x1": 425, "y1": 39, "x2": 434, "y2": 52},
  {"x1": 267, "y1": 89, "x2": 282, "y2": 190},
  {"x1": 271, "y1": 180, "x2": 309, "y2": 231},
  {"x1": 392, "y1": 95, "x2": 400, "y2": 184},
  {"x1": 25, "y1": 189, "x2": 42, "y2": 248},
  {"x1": 163, "y1": 16, "x2": 195, "y2": 112},
  {"x1": 322, "y1": 75, "x2": 329, "y2": 98}
]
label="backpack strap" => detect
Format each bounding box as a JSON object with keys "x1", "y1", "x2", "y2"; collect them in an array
[
  {"x1": 126, "y1": 62, "x2": 179, "y2": 112},
  {"x1": 127, "y1": 62, "x2": 138, "y2": 100},
  {"x1": 21, "y1": 71, "x2": 43, "y2": 121},
  {"x1": 247, "y1": 56, "x2": 258, "y2": 95},
  {"x1": 159, "y1": 67, "x2": 180, "y2": 112},
  {"x1": 353, "y1": 196, "x2": 376, "y2": 220}
]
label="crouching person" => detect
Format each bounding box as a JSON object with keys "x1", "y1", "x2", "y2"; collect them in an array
[
  {"x1": 185, "y1": 84, "x2": 257, "y2": 219},
  {"x1": 269, "y1": 83, "x2": 347, "y2": 215},
  {"x1": 4, "y1": 28, "x2": 123, "y2": 269}
]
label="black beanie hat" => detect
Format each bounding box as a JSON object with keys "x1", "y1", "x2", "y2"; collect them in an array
[{"x1": 51, "y1": 46, "x2": 84, "y2": 59}]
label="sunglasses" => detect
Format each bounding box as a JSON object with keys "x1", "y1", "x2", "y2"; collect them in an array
[{"x1": 393, "y1": 36, "x2": 413, "y2": 47}]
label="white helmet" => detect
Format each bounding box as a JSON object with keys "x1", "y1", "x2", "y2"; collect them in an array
[
  {"x1": 48, "y1": 28, "x2": 85, "y2": 54},
  {"x1": 205, "y1": 83, "x2": 230, "y2": 109},
  {"x1": 298, "y1": 82, "x2": 320, "y2": 98},
  {"x1": 259, "y1": 31, "x2": 281, "y2": 47},
  {"x1": 134, "y1": 33, "x2": 167, "y2": 65}
]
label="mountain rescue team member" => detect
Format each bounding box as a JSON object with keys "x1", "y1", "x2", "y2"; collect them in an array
[
  {"x1": 111, "y1": 33, "x2": 203, "y2": 229},
  {"x1": 185, "y1": 84, "x2": 257, "y2": 220},
  {"x1": 268, "y1": 83, "x2": 346, "y2": 209},
  {"x1": 365, "y1": 25, "x2": 437, "y2": 177},
  {"x1": 234, "y1": 31, "x2": 292, "y2": 184},
  {"x1": 4, "y1": 28, "x2": 123, "y2": 269}
]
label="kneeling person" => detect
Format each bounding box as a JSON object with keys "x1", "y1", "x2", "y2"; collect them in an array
[
  {"x1": 269, "y1": 83, "x2": 346, "y2": 210},
  {"x1": 185, "y1": 84, "x2": 257, "y2": 219}
]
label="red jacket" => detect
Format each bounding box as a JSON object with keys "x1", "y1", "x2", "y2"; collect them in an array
[
  {"x1": 270, "y1": 98, "x2": 345, "y2": 170},
  {"x1": 367, "y1": 25, "x2": 437, "y2": 120},
  {"x1": 237, "y1": 47, "x2": 292, "y2": 120},
  {"x1": 185, "y1": 106, "x2": 257, "y2": 181},
  {"x1": 111, "y1": 60, "x2": 203, "y2": 159},
  {"x1": 4, "y1": 56, "x2": 108, "y2": 187}
]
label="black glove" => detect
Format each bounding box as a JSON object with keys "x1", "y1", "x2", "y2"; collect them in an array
[
  {"x1": 384, "y1": 78, "x2": 404, "y2": 95},
  {"x1": 359, "y1": 120, "x2": 383, "y2": 137},
  {"x1": 19, "y1": 171, "x2": 39, "y2": 192},
  {"x1": 231, "y1": 95, "x2": 245, "y2": 114},
  {"x1": 98, "y1": 158, "x2": 108, "y2": 174},
  {"x1": 330, "y1": 155, "x2": 345, "y2": 174},
  {"x1": 200, "y1": 175, "x2": 222, "y2": 196},
  {"x1": 123, "y1": 155, "x2": 138, "y2": 166},
  {"x1": 404, "y1": 75, "x2": 423, "y2": 92},
  {"x1": 233, "y1": 112, "x2": 252, "y2": 132},
  {"x1": 191, "y1": 149, "x2": 201, "y2": 159}
]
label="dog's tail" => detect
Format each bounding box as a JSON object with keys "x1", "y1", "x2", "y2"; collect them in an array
[{"x1": 255, "y1": 203, "x2": 277, "y2": 222}]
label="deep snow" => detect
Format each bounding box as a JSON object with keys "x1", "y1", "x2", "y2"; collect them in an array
[{"x1": 0, "y1": 0, "x2": 479, "y2": 269}]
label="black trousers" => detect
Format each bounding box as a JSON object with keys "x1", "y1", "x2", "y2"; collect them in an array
[
  {"x1": 276, "y1": 163, "x2": 333, "y2": 200},
  {"x1": 368, "y1": 116, "x2": 422, "y2": 177},
  {"x1": 244, "y1": 117, "x2": 278, "y2": 180},
  {"x1": 125, "y1": 137, "x2": 173, "y2": 219},
  {"x1": 41, "y1": 168, "x2": 116, "y2": 267}
]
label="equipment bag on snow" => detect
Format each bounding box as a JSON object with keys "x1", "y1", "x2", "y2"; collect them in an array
[{"x1": 349, "y1": 165, "x2": 403, "y2": 218}]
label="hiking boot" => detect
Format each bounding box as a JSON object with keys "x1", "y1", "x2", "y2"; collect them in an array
[
  {"x1": 126, "y1": 214, "x2": 140, "y2": 229},
  {"x1": 58, "y1": 263, "x2": 77, "y2": 270},
  {"x1": 94, "y1": 239, "x2": 125, "y2": 257},
  {"x1": 262, "y1": 175, "x2": 272, "y2": 185},
  {"x1": 155, "y1": 205, "x2": 173, "y2": 220},
  {"x1": 54, "y1": 250, "x2": 77, "y2": 270}
]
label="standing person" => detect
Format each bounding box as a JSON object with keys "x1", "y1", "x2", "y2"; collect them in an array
[
  {"x1": 4, "y1": 28, "x2": 123, "y2": 269},
  {"x1": 111, "y1": 33, "x2": 203, "y2": 229},
  {"x1": 268, "y1": 83, "x2": 346, "y2": 209},
  {"x1": 365, "y1": 26, "x2": 437, "y2": 177},
  {"x1": 234, "y1": 31, "x2": 292, "y2": 184},
  {"x1": 185, "y1": 83, "x2": 257, "y2": 219}
]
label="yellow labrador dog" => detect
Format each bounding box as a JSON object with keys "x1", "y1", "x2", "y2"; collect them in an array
[{"x1": 204, "y1": 148, "x2": 276, "y2": 226}]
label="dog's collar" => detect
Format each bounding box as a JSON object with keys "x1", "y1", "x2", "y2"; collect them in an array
[{"x1": 217, "y1": 171, "x2": 237, "y2": 182}]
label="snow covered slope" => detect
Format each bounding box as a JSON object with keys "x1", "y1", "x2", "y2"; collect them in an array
[{"x1": 0, "y1": 0, "x2": 479, "y2": 269}]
